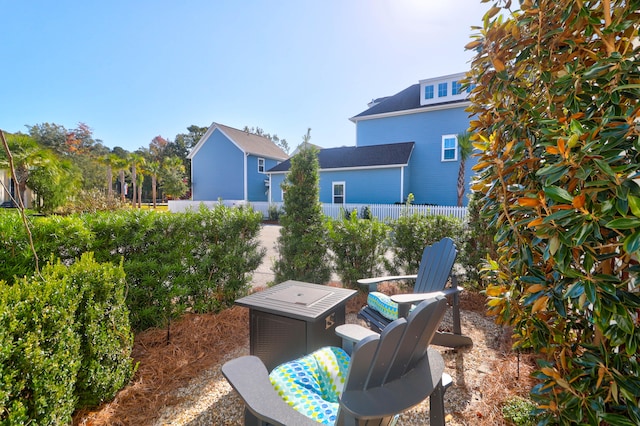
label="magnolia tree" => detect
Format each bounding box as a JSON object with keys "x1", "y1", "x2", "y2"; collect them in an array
[{"x1": 468, "y1": 0, "x2": 640, "y2": 424}]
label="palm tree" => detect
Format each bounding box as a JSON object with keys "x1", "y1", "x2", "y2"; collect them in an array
[
  {"x1": 456, "y1": 131, "x2": 474, "y2": 207},
  {"x1": 112, "y1": 156, "x2": 129, "y2": 203},
  {"x1": 101, "y1": 153, "x2": 121, "y2": 198},
  {"x1": 0, "y1": 133, "x2": 53, "y2": 208},
  {"x1": 129, "y1": 153, "x2": 145, "y2": 208},
  {"x1": 136, "y1": 164, "x2": 145, "y2": 208},
  {"x1": 146, "y1": 160, "x2": 161, "y2": 208}
]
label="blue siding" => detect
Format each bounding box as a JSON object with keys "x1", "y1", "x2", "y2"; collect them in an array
[
  {"x1": 318, "y1": 168, "x2": 404, "y2": 204},
  {"x1": 269, "y1": 174, "x2": 287, "y2": 202},
  {"x1": 355, "y1": 107, "x2": 476, "y2": 205},
  {"x1": 246, "y1": 155, "x2": 280, "y2": 201},
  {"x1": 191, "y1": 130, "x2": 244, "y2": 201}
]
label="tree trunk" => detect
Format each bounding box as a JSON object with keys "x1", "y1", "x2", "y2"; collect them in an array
[
  {"x1": 152, "y1": 176, "x2": 157, "y2": 208},
  {"x1": 131, "y1": 165, "x2": 137, "y2": 208},
  {"x1": 106, "y1": 167, "x2": 113, "y2": 198},
  {"x1": 119, "y1": 170, "x2": 126, "y2": 202},
  {"x1": 456, "y1": 159, "x2": 466, "y2": 207}
]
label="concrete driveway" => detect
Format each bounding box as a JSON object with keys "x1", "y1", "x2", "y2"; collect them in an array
[{"x1": 250, "y1": 224, "x2": 281, "y2": 289}]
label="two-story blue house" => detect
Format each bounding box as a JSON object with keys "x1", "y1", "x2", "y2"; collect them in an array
[
  {"x1": 188, "y1": 123, "x2": 288, "y2": 202},
  {"x1": 267, "y1": 72, "x2": 475, "y2": 206}
]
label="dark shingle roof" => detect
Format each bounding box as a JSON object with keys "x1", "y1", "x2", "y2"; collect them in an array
[
  {"x1": 268, "y1": 142, "x2": 414, "y2": 173},
  {"x1": 351, "y1": 83, "x2": 468, "y2": 120},
  {"x1": 352, "y1": 84, "x2": 422, "y2": 119}
]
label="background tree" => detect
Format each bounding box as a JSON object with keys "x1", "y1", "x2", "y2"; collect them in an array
[
  {"x1": 129, "y1": 153, "x2": 145, "y2": 208},
  {"x1": 0, "y1": 133, "x2": 53, "y2": 207},
  {"x1": 146, "y1": 160, "x2": 161, "y2": 208},
  {"x1": 101, "y1": 153, "x2": 121, "y2": 198},
  {"x1": 160, "y1": 156, "x2": 188, "y2": 200},
  {"x1": 456, "y1": 131, "x2": 473, "y2": 207},
  {"x1": 28, "y1": 157, "x2": 80, "y2": 213},
  {"x1": 111, "y1": 154, "x2": 129, "y2": 202},
  {"x1": 168, "y1": 125, "x2": 208, "y2": 188},
  {"x1": 28, "y1": 122, "x2": 108, "y2": 191},
  {"x1": 468, "y1": 1, "x2": 640, "y2": 423},
  {"x1": 273, "y1": 129, "x2": 331, "y2": 284}
]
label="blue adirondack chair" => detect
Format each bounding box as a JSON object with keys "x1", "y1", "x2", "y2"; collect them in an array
[
  {"x1": 222, "y1": 297, "x2": 452, "y2": 426},
  {"x1": 357, "y1": 237, "x2": 473, "y2": 349}
]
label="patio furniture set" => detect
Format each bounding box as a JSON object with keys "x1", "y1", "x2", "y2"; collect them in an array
[{"x1": 223, "y1": 237, "x2": 473, "y2": 426}]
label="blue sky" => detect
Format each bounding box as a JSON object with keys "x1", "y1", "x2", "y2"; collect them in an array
[{"x1": 1, "y1": 1, "x2": 489, "y2": 153}]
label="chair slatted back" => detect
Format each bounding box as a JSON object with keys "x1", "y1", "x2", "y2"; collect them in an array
[
  {"x1": 344, "y1": 297, "x2": 448, "y2": 393},
  {"x1": 414, "y1": 238, "x2": 458, "y2": 293}
]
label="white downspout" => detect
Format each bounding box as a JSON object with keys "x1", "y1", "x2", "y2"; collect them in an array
[
  {"x1": 244, "y1": 153, "x2": 248, "y2": 201},
  {"x1": 400, "y1": 166, "x2": 404, "y2": 202}
]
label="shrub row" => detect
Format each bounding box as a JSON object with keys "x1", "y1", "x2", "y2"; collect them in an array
[
  {"x1": 327, "y1": 210, "x2": 468, "y2": 289},
  {"x1": 0, "y1": 205, "x2": 265, "y2": 330},
  {"x1": 0, "y1": 253, "x2": 134, "y2": 424}
]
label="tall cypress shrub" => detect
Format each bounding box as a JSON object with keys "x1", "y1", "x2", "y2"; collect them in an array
[
  {"x1": 468, "y1": 1, "x2": 640, "y2": 423},
  {"x1": 273, "y1": 134, "x2": 331, "y2": 284}
]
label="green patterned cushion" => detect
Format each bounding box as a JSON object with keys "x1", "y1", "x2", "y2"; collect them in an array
[
  {"x1": 368, "y1": 291, "x2": 416, "y2": 321},
  {"x1": 367, "y1": 291, "x2": 399, "y2": 320},
  {"x1": 269, "y1": 346, "x2": 350, "y2": 425}
]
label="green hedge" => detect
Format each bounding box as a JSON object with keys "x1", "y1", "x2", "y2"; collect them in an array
[
  {"x1": 0, "y1": 268, "x2": 80, "y2": 424},
  {"x1": 0, "y1": 254, "x2": 134, "y2": 423},
  {"x1": 84, "y1": 206, "x2": 264, "y2": 329},
  {"x1": 327, "y1": 210, "x2": 390, "y2": 289},
  {"x1": 387, "y1": 213, "x2": 465, "y2": 275},
  {"x1": 59, "y1": 253, "x2": 134, "y2": 408},
  {"x1": 0, "y1": 212, "x2": 93, "y2": 283},
  {"x1": 0, "y1": 206, "x2": 265, "y2": 330}
]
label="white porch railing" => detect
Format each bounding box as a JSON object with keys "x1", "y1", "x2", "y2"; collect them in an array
[{"x1": 170, "y1": 200, "x2": 468, "y2": 220}]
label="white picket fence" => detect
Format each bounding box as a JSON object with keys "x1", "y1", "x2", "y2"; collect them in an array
[{"x1": 169, "y1": 200, "x2": 468, "y2": 220}]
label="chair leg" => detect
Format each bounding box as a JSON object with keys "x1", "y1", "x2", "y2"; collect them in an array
[
  {"x1": 244, "y1": 408, "x2": 268, "y2": 426},
  {"x1": 429, "y1": 380, "x2": 447, "y2": 426},
  {"x1": 452, "y1": 292, "x2": 462, "y2": 336}
]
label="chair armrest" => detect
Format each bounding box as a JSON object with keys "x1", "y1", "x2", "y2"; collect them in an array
[
  {"x1": 390, "y1": 286, "x2": 463, "y2": 304},
  {"x1": 340, "y1": 348, "x2": 445, "y2": 419},
  {"x1": 222, "y1": 356, "x2": 319, "y2": 426},
  {"x1": 336, "y1": 324, "x2": 379, "y2": 355},
  {"x1": 357, "y1": 275, "x2": 418, "y2": 293}
]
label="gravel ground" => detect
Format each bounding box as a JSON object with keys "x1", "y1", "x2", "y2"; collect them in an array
[{"x1": 153, "y1": 308, "x2": 503, "y2": 426}]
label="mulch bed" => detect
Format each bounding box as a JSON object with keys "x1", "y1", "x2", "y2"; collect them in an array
[{"x1": 73, "y1": 286, "x2": 536, "y2": 425}]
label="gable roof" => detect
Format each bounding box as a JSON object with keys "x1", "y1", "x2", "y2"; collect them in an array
[
  {"x1": 188, "y1": 122, "x2": 289, "y2": 160},
  {"x1": 350, "y1": 83, "x2": 469, "y2": 122},
  {"x1": 268, "y1": 142, "x2": 415, "y2": 173}
]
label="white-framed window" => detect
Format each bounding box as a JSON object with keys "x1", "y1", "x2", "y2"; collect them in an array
[
  {"x1": 258, "y1": 157, "x2": 265, "y2": 173},
  {"x1": 332, "y1": 182, "x2": 345, "y2": 204},
  {"x1": 424, "y1": 85, "x2": 434, "y2": 100},
  {"x1": 442, "y1": 135, "x2": 458, "y2": 161},
  {"x1": 438, "y1": 82, "x2": 448, "y2": 97},
  {"x1": 452, "y1": 80, "x2": 463, "y2": 95}
]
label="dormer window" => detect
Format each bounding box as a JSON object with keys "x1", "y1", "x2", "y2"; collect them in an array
[
  {"x1": 419, "y1": 72, "x2": 469, "y2": 106},
  {"x1": 438, "y1": 82, "x2": 448, "y2": 97},
  {"x1": 424, "y1": 85, "x2": 434, "y2": 100},
  {"x1": 452, "y1": 80, "x2": 463, "y2": 95}
]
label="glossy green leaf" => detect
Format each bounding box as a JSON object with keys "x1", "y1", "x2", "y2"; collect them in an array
[
  {"x1": 628, "y1": 195, "x2": 640, "y2": 217},
  {"x1": 544, "y1": 186, "x2": 574, "y2": 203},
  {"x1": 623, "y1": 230, "x2": 640, "y2": 254},
  {"x1": 605, "y1": 218, "x2": 640, "y2": 230}
]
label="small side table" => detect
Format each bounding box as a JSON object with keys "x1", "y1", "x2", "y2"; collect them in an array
[{"x1": 235, "y1": 280, "x2": 357, "y2": 371}]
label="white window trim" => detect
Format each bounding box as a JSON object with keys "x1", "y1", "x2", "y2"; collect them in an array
[
  {"x1": 258, "y1": 157, "x2": 265, "y2": 173},
  {"x1": 441, "y1": 134, "x2": 458, "y2": 162},
  {"x1": 332, "y1": 181, "x2": 346, "y2": 204}
]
